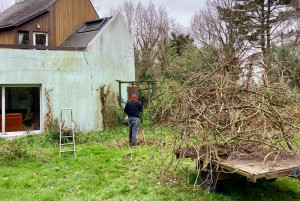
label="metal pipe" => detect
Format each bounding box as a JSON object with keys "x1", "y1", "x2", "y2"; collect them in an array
[
  {"x1": 118, "y1": 81, "x2": 123, "y2": 126},
  {"x1": 138, "y1": 88, "x2": 143, "y2": 123},
  {"x1": 2, "y1": 86, "x2": 5, "y2": 135},
  {"x1": 148, "y1": 82, "x2": 152, "y2": 129}
]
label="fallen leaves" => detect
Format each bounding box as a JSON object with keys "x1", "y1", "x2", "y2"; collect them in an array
[
  {"x1": 155, "y1": 182, "x2": 161, "y2": 189},
  {"x1": 169, "y1": 179, "x2": 178, "y2": 184},
  {"x1": 67, "y1": 185, "x2": 82, "y2": 194}
]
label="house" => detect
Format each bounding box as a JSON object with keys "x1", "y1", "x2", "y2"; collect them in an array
[{"x1": 0, "y1": 0, "x2": 135, "y2": 137}]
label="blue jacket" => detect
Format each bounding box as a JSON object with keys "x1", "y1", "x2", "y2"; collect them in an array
[{"x1": 124, "y1": 100, "x2": 143, "y2": 118}]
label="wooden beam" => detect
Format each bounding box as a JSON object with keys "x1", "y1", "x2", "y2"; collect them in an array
[{"x1": 0, "y1": 44, "x2": 86, "y2": 51}]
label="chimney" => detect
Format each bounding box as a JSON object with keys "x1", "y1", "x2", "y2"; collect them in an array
[{"x1": 16, "y1": 0, "x2": 24, "y2": 3}]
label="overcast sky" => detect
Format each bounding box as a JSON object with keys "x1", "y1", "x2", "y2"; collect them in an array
[{"x1": 3, "y1": 0, "x2": 207, "y2": 27}]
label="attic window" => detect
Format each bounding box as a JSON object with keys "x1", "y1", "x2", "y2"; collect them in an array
[{"x1": 78, "y1": 19, "x2": 105, "y2": 33}]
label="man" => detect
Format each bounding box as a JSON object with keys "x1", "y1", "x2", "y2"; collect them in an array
[{"x1": 124, "y1": 94, "x2": 143, "y2": 146}]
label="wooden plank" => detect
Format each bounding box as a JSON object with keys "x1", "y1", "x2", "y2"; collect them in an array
[
  {"x1": 55, "y1": 0, "x2": 99, "y2": 46},
  {"x1": 14, "y1": 10, "x2": 49, "y2": 27},
  {"x1": 216, "y1": 156, "x2": 300, "y2": 182},
  {"x1": 0, "y1": 44, "x2": 86, "y2": 51},
  {"x1": 0, "y1": 29, "x2": 14, "y2": 44}
]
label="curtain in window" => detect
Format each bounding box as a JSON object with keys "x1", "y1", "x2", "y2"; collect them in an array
[{"x1": 19, "y1": 33, "x2": 25, "y2": 45}]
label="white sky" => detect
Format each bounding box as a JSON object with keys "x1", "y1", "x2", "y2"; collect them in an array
[{"x1": 2, "y1": 0, "x2": 207, "y2": 27}]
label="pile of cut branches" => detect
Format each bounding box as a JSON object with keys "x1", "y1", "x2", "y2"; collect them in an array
[{"x1": 154, "y1": 59, "x2": 300, "y2": 171}]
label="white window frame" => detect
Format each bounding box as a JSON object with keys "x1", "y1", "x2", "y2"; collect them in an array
[
  {"x1": 0, "y1": 85, "x2": 42, "y2": 137},
  {"x1": 33, "y1": 32, "x2": 48, "y2": 46}
]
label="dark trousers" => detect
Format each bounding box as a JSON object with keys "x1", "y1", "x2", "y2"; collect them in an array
[{"x1": 128, "y1": 117, "x2": 140, "y2": 145}]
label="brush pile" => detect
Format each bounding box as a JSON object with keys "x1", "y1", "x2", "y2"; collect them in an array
[{"x1": 154, "y1": 59, "x2": 300, "y2": 169}]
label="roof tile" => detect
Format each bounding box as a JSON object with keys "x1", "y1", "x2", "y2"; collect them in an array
[{"x1": 0, "y1": 0, "x2": 56, "y2": 28}]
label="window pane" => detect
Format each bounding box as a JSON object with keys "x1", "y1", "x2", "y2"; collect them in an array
[
  {"x1": 5, "y1": 87, "x2": 40, "y2": 132},
  {"x1": 19, "y1": 32, "x2": 30, "y2": 45},
  {"x1": 78, "y1": 19, "x2": 104, "y2": 33},
  {"x1": 35, "y1": 33, "x2": 47, "y2": 46}
]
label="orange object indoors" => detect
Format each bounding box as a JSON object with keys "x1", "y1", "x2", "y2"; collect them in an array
[{"x1": 0, "y1": 113, "x2": 23, "y2": 132}]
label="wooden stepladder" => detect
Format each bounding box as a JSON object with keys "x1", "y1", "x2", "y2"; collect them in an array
[{"x1": 59, "y1": 108, "x2": 76, "y2": 158}]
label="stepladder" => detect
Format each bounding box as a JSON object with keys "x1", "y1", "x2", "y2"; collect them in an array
[{"x1": 59, "y1": 108, "x2": 76, "y2": 158}]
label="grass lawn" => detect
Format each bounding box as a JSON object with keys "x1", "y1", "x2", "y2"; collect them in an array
[{"x1": 0, "y1": 127, "x2": 299, "y2": 201}]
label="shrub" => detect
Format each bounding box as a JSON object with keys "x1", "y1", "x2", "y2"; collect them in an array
[
  {"x1": 44, "y1": 118, "x2": 60, "y2": 144},
  {"x1": 104, "y1": 104, "x2": 124, "y2": 129},
  {"x1": 0, "y1": 140, "x2": 33, "y2": 164}
]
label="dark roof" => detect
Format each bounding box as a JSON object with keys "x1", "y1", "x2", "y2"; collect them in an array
[
  {"x1": 0, "y1": 0, "x2": 56, "y2": 29},
  {"x1": 60, "y1": 17, "x2": 111, "y2": 48}
]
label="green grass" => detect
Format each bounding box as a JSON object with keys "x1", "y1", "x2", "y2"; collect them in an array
[{"x1": 0, "y1": 127, "x2": 299, "y2": 201}]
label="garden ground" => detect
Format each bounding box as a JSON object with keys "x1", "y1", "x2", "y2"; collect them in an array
[{"x1": 0, "y1": 126, "x2": 299, "y2": 201}]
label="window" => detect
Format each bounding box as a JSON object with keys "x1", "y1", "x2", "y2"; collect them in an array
[
  {"x1": 19, "y1": 31, "x2": 30, "y2": 45},
  {"x1": 33, "y1": 32, "x2": 48, "y2": 46},
  {"x1": 0, "y1": 86, "x2": 40, "y2": 134},
  {"x1": 78, "y1": 19, "x2": 106, "y2": 33}
]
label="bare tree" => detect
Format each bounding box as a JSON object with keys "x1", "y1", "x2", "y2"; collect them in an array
[
  {"x1": 273, "y1": 0, "x2": 300, "y2": 46},
  {"x1": 110, "y1": 1, "x2": 174, "y2": 81},
  {"x1": 190, "y1": 0, "x2": 252, "y2": 81}
]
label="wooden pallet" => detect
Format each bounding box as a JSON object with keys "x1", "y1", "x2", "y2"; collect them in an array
[
  {"x1": 175, "y1": 147, "x2": 300, "y2": 183},
  {"x1": 218, "y1": 156, "x2": 300, "y2": 182}
]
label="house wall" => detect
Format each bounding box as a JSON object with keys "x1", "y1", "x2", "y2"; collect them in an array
[
  {"x1": 0, "y1": 29, "x2": 14, "y2": 45},
  {"x1": 55, "y1": 0, "x2": 99, "y2": 46},
  {"x1": 87, "y1": 14, "x2": 135, "y2": 128},
  {"x1": 0, "y1": 0, "x2": 98, "y2": 47},
  {"x1": 16, "y1": 11, "x2": 53, "y2": 46},
  {"x1": 0, "y1": 14, "x2": 135, "y2": 132},
  {"x1": 17, "y1": 12, "x2": 50, "y2": 33}
]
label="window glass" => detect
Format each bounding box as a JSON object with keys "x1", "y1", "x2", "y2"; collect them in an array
[
  {"x1": 19, "y1": 31, "x2": 30, "y2": 45},
  {"x1": 5, "y1": 87, "x2": 40, "y2": 132},
  {"x1": 35, "y1": 33, "x2": 47, "y2": 46},
  {"x1": 78, "y1": 19, "x2": 104, "y2": 33}
]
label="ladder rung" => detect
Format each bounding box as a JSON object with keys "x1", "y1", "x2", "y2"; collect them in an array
[
  {"x1": 61, "y1": 143, "x2": 74, "y2": 146},
  {"x1": 62, "y1": 136, "x2": 73, "y2": 138},
  {"x1": 60, "y1": 150, "x2": 75, "y2": 153}
]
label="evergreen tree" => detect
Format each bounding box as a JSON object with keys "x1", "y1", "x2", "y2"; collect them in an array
[
  {"x1": 169, "y1": 33, "x2": 194, "y2": 56},
  {"x1": 218, "y1": 0, "x2": 293, "y2": 63}
]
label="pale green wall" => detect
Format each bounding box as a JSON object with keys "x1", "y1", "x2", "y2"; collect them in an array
[{"x1": 0, "y1": 14, "x2": 135, "y2": 132}]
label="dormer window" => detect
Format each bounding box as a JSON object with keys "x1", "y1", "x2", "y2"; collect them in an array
[
  {"x1": 33, "y1": 32, "x2": 48, "y2": 46},
  {"x1": 19, "y1": 31, "x2": 30, "y2": 45},
  {"x1": 78, "y1": 19, "x2": 107, "y2": 33}
]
